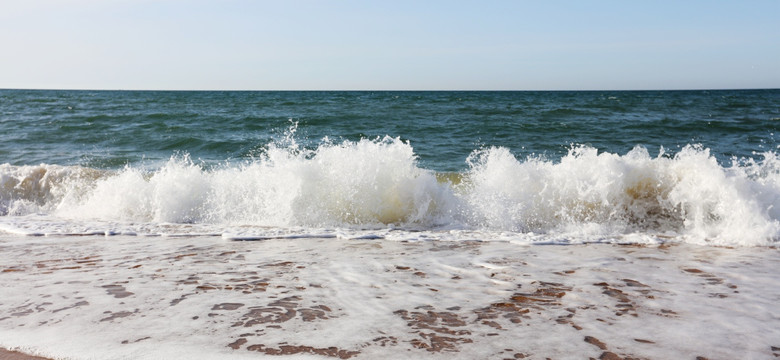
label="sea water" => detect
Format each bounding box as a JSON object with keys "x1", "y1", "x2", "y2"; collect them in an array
[
  {"x1": 3, "y1": 90, "x2": 780, "y2": 360},
  {"x1": 1, "y1": 89, "x2": 779, "y2": 246}
]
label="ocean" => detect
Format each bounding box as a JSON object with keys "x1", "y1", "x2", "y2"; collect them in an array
[
  {"x1": 2, "y1": 89, "x2": 780, "y2": 359},
  {"x1": 1, "y1": 89, "x2": 780, "y2": 246}
]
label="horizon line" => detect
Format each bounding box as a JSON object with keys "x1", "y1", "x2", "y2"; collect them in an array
[{"x1": 2, "y1": 87, "x2": 778, "y2": 92}]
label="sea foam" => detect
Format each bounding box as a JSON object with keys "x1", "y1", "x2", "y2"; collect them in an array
[
  {"x1": 1, "y1": 137, "x2": 779, "y2": 246},
  {"x1": 461, "y1": 144, "x2": 780, "y2": 246}
]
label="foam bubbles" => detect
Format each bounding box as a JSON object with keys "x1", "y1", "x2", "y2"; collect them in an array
[
  {"x1": 46, "y1": 137, "x2": 455, "y2": 230},
  {"x1": 1, "y1": 140, "x2": 780, "y2": 246},
  {"x1": 461, "y1": 144, "x2": 780, "y2": 246}
]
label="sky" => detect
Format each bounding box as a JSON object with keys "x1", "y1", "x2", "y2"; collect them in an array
[{"x1": 1, "y1": 0, "x2": 778, "y2": 90}]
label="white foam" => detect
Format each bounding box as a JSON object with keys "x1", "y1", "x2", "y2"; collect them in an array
[
  {"x1": 1, "y1": 140, "x2": 780, "y2": 246},
  {"x1": 460, "y1": 144, "x2": 780, "y2": 246}
]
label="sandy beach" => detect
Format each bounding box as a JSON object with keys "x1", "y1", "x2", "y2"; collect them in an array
[
  {"x1": 1, "y1": 235, "x2": 779, "y2": 359},
  {"x1": 0, "y1": 348, "x2": 51, "y2": 360}
]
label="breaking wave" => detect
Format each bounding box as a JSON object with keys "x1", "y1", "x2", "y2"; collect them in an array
[{"x1": 2, "y1": 136, "x2": 780, "y2": 246}]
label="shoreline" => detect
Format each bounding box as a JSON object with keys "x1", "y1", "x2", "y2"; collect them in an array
[
  {"x1": 1, "y1": 235, "x2": 779, "y2": 359},
  {"x1": 0, "y1": 348, "x2": 51, "y2": 360}
]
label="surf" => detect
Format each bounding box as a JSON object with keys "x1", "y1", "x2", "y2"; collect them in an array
[{"x1": 1, "y1": 133, "x2": 779, "y2": 246}]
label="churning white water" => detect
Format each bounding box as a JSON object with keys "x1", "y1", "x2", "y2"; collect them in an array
[{"x1": 1, "y1": 137, "x2": 779, "y2": 246}]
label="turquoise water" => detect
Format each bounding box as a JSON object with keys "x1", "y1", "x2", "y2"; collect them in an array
[{"x1": 1, "y1": 89, "x2": 780, "y2": 245}]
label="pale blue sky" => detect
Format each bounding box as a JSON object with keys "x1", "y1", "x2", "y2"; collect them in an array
[{"x1": 1, "y1": 0, "x2": 778, "y2": 90}]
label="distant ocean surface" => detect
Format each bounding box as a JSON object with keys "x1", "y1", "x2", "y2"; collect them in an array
[{"x1": 1, "y1": 89, "x2": 779, "y2": 246}]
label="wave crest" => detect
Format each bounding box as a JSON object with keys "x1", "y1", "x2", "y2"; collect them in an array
[
  {"x1": 2, "y1": 140, "x2": 780, "y2": 246},
  {"x1": 461, "y1": 144, "x2": 780, "y2": 245}
]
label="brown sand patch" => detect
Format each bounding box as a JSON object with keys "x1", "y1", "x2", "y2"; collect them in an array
[
  {"x1": 212, "y1": 303, "x2": 244, "y2": 311},
  {"x1": 11, "y1": 309, "x2": 33, "y2": 317},
  {"x1": 410, "y1": 332, "x2": 473, "y2": 353},
  {"x1": 100, "y1": 310, "x2": 137, "y2": 322},
  {"x1": 178, "y1": 275, "x2": 200, "y2": 285},
  {"x1": 121, "y1": 337, "x2": 151, "y2": 344},
  {"x1": 30, "y1": 256, "x2": 101, "y2": 271},
  {"x1": 170, "y1": 294, "x2": 192, "y2": 306},
  {"x1": 621, "y1": 279, "x2": 649, "y2": 288},
  {"x1": 394, "y1": 307, "x2": 472, "y2": 352},
  {"x1": 267, "y1": 261, "x2": 294, "y2": 267},
  {"x1": 475, "y1": 281, "x2": 572, "y2": 325},
  {"x1": 181, "y1": 272, "x2": 270, "y2": 294},
  {"x1": 0, "y1": 348, "x2": 52, "y2": 360},
  {"x1": 8, "y1": 302, "x2": 53, "y2": 318},
  {"x1": 593, "y1": 282, "x2": 643, "y2": 317},
  {"x1": 392, "y1": 265, "x2": 429, "y2": 278},
  {"x1": 584, "y1": 335, "x2": 645, "y2": 360},
  {"x1": 556, "y1": 309, "x2": 580, "y2": 330},
  {"x1": 227, "y1": 338, "x2": 248, "y2": 350},
  {"x1": 102, "y1": 284, "x2": 134, "y2": 298},
  {"x1": 52, "y1": 301, "x2": 89, "y2": 313},
  {"x1": 74, "y1": 256, "x2": 101, "y2": 265},
  {"x1": 554, "y1": 269, "x2": 577, "y2": 276},
  {"x1": 299, "y1": 305, "x2": 332, "y2": 322},
  {"x1": 171, "y1": 253, "x2": 197, "y2": 260},
  {"x1": 246, "y1": 344, "x2": 360, "y2": 359},
  {"x1": 232, "y1": 296, "x2": 334, "y2": 328},
  {"x1": 681, "y1": 267, "x2": 738, "y2": 298},
  {"x1": 371, "y1": 336, "x2": 398, "y2": 347},
  {"x1": 241, "y1": 306, "x2": 296, "y2": 326},
  {"x1": 599, "y1": 351, "x2": 623, "y2": 360},
  {"x1": 584, "y1": 336, "x2": 608, "y2": 350}
]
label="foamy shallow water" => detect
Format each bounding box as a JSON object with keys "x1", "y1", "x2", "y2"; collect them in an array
[
  {"x1": 1, "y1": 235, "x2": 779, "y2": 359},
  {"x1": 0, "y1": 214, "x2": 722, "y2": 247}
]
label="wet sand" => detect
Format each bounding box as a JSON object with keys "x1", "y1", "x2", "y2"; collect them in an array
[
  {"x1": 0, "y1": 348, "x2": 51, "y2": 360},
  {"x1": 1, "y1": 235, "x2": 779, "y2": 359}
]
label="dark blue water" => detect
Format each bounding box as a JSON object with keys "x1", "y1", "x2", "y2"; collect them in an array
[{"x1": 2, "y1": 89, "x2": 778, "y2": 171}]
